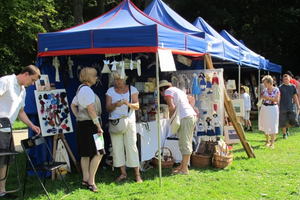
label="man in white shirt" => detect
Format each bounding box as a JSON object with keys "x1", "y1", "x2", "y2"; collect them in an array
[
  {"x1": 0, "y1": 65, "x2": 41, "y2": 198},
  {"x1": 241, "y1": 86, "x2": 253, "y2": 131}
]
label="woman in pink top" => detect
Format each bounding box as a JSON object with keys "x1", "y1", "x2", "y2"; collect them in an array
[{"x1": 259, "y1": 75, "x2": 280, "y2": 149}]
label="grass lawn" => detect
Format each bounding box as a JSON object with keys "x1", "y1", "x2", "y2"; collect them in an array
[{"x1": 6, "y1": 120, "x2": 300, "y2": 199}]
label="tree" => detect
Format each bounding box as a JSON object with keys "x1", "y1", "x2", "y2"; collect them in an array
[{"x1": 0, "y1": 0, "x2": 56, "y2": 76}]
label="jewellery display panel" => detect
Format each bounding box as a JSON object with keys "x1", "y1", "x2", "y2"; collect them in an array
[{"x1": 34, "y1": 89, "x2": 73, "y2": 137}]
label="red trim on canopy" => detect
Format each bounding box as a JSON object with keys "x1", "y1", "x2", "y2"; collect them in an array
[{"x1": 37, "y1": 46, "x2": 204, "y2": 58}]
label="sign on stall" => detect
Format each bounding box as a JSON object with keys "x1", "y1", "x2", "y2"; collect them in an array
[{"x1": 158, "y1": 49, "x2": 176, "y2": 71}]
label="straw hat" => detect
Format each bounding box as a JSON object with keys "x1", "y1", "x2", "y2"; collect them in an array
[{"x1": 159, "y1": 80, "x2": 172, "y2": 88}]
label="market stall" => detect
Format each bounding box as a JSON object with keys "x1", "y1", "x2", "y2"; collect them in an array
[{"x1": 25, "y1": 0, "x2": 207, "y2": 181}]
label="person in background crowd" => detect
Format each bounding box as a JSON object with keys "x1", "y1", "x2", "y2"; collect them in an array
[
  {"x1": 295, "y1": 76, "x2": 300, "y2": 122},
  {"x1": 159, "y1": 80, "x2": 197, "y2": 175},
  {"x1": 259, "y1": 75, "x2": 280, "y2": 149},
  {"x1": 272, "y1": 76, "x2": 278, "y2": 87},
  {"x1": 71, "y1": 67, "x2": 104, "y2": 192},
  {"x1": 240, "y1": 86, "x2": 253, "y2": 131},
  {"x1": 295, "y1": 75, "x2": 300, "y2": 82},
  {"x1": 285, "y1": 71, "x2": 299, "y2": 127},
  {"x1": 278, "y1": 74, "x2": 300, "y2": 139},
  {"x1": 105, "y1": 69, "x2": 142, "y2": 183},
  {"x1": 0, "y1": 65, "x2": 41, "y2": 198},
  {"x1": 240, "y1": 83, "x2": 250, "y2": 94}
]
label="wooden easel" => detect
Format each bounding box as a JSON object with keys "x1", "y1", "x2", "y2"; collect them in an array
[
  {"x1": 205, "y1": 53, "x2": 256, "y2": 158},
  {"x1": 51, "y1": 133, "x2": 82, "y2": 180}
]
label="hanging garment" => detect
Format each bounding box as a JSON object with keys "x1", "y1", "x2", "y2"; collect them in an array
[
  {"x1": 52, "y1": 56, "x2": 60, "y2": 82},
  {"x1": 199, "y1": 73, "x2": 206, "y2": 91},
  {"x1": 67, "y1": 57, "x2": 74, "y2": 78},
  {"x1": 102, "y1": 60, "x2": 111, "y2": 73},
  {"x1": 200, "y1": 95, "x2": 208, "y2": 114},
  {"x1": 206, "y1": 117, "x2": 214, "y2": 136},
  {"x1": 205, "y1": 74, "x2": 212, "y2": 88},
  {"x1": 212, "y1": 114, "x2": 221, "y2": 136}
]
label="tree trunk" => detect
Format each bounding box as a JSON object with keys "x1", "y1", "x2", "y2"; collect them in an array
[
  {"x1": 73, "y1": 0, "x2": 83, "y2": 25},
  {"x1": 41, "y1": 15, "x2": 52, "y2": 32},
  {"x1": 96, "y1": 0, "x2": 105, "y2": 15}
]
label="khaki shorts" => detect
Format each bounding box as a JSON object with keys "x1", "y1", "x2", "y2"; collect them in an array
[{"x1": 177, "y1": 115, "x2": 197, "y2": 155}]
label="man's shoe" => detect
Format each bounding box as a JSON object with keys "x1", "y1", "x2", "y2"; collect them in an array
[
  {"x1": 249, "y1": 128, "x2": 253, "y2": 132},
  {"x1": 244, "y1": 127, "x2": 248, "y2": 131},
  {"x1": 283, "y1": 134, "x2": 287, "y2": 139}
]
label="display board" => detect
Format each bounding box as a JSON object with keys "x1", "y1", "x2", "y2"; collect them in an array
[
  {"x1": 34, "y1": 89, "x2": 73, "y2": 137},
  {"x1": 172, "y1": 69, "x2": 225, "y2": 140},
  {"x1": 224, "y1": 126, "x2": 240, "y2": 144}
]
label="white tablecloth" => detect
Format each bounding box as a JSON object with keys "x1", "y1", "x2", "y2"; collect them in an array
[
  {"x1": 136, "y1": 119, "x2": 171, "y2": 162},
  {"x1": 164, "y1": 140, "x2": 182, "y2": 163}
]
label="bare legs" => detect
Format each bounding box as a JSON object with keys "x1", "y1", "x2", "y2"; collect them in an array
[
  {"x1": 172, "y1": 155, "x2": 190, "y2": 175},
  {"x1": 81, "y1": 155, "x2": 103, "y2": 186},
  {"x1": 0, "y1": 165, "x2": 8, "y2": 194},
  {"x1": 264, "y1": 133, "x2": 276, "y2": 148},
  {"x1": 116, "y1": 165, "x2": 142, "y2": 183}
]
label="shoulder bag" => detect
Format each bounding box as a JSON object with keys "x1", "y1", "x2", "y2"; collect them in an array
[
  {"x1": 169, "y1": 98, "x2": 180, "y2": 134},
  {"x1": 108, "y1": 85, "x2": 131, "y2": 134}
]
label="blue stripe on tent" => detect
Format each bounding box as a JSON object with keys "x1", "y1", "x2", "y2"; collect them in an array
[
  {"x1": 38, "y1": 30, "x2": 92, "y2": 52},
  {"x1": 93, "y1": 25, "x2": 158, "y2": 48}
]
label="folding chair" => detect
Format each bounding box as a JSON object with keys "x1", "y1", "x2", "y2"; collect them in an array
[
  {"x1": 21, "y1": 135, "x2": 70, "y2": 200},
  {"x1": 0, "y1": 117, "x2": 21, "y2": 193}
]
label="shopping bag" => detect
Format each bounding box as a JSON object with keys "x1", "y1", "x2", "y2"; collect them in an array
[{"x1": 55, "y1": 139, "x2": 71, "y2": 172}]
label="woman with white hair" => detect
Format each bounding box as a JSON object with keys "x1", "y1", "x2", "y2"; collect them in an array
[
  {"x1": 259, "y1": 75, "x2": 280, "y2": 149},
  {"x1": 105, "y1": 69, "x2": 142, "y2": 183}
]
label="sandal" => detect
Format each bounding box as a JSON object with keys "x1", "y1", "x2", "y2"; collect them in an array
[
  {"x1": 88, "y1": 184, "x2": 98, "y2": 192},
  {"x1": 115, "y1": 174, "x2": 127, "y2": 183},
  {"x1": 136, "y1": 175, "x2": 143, "y2": 183},
  {"x1": 264, "y1": 143, "x2": 270, "y2": 147},
  {"x1": 82, "y1": 180, "x2": 89, "y2": 187},
  {"x1": 172, "y1": 170, "x2": 189, "y2": 175},
  {"x1": 270, "y1": 145, "x2": 274, "y2": 149}
]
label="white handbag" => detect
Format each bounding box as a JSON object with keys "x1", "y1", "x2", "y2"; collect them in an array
[
  {"x1": 256, "y1": 98, "x2": 263, "y2": 107},
  {"x1": 169, "y1": 99, "x2": 180, "y2": 134}
]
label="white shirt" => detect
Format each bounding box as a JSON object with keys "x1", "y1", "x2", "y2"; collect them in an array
[
  {"x1": 0, "y1": 74, "x2": 26, "y2": 127},
  {"x1": 165, "y1": 87, "x2": 196, "y2": 120},
  {"x1": 106, "y1": 86, "x2": 138, "y2": 122},
  {"x1": 241, "y1": 92, "x2": 251, "y2": 111},
  {"x1": 72, "y1": 86, "x2": 95, "y2": 109}
]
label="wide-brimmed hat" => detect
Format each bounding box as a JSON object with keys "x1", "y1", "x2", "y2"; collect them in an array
[{"x1": 159, "y1": 80, "x2": 172, "y2": 88}]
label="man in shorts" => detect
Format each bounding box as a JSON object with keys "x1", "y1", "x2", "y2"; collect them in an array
[
  {"x1": 278, "y1": 74, "x2": 300, "y2": 139},
  {"x1": 0, "y1": 65, "x2": 41, "y2": 198},
  {"x1": 240, "y1": 86, "x2": 253, "y2": 131}
]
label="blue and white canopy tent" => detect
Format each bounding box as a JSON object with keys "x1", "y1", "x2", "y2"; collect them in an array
[
  {"x1": 144, "y1": 0, "x2": 241, "y2": 65},
  {"x1": 26, "y1": 0, "x2": 208, "y2": 183}
]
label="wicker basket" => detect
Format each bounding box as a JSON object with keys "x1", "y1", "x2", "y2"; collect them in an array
[
  {"x1": 191, "y1": 153, "x2": 212, "y2": 167},
  {"x1": 152, "y1": 147, "x2": 174, "y2": 169},
  {"x1": 213, "y1": 153, "x2": 233, "y2": 169}
]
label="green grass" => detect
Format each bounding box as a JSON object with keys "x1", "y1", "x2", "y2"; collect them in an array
[
  {"x1": 12, "y1": 119, "x2": 27, "y2": 130},
  {"x1": 6, "y1": 120, "x2": 300, "y2": 199}
]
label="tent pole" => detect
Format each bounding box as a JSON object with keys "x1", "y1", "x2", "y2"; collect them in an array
[
  {"x1": 258, "y1": 70, "x2": 261, "y2": 119},
  {"x1": 155, "y1": 52, "x2": 162, "y2": 188},
  {"x1": 238, "y1": 65, "x2": 241, "y2": 98}
]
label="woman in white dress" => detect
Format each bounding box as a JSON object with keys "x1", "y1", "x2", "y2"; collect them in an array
[{"x1": 259, "y1": 75, "x2": 280, "y2": 149}]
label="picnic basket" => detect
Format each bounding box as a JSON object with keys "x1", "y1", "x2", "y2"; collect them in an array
[
  {"x1": 152, "y1": 147, "x2": 174, "y2": 168},
  {"x1": 191, "y1": 152, "x2": 212, "y2": 167},
  {"x1": 213, "y1": 153, "x2": 233, "y2": 169}
]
